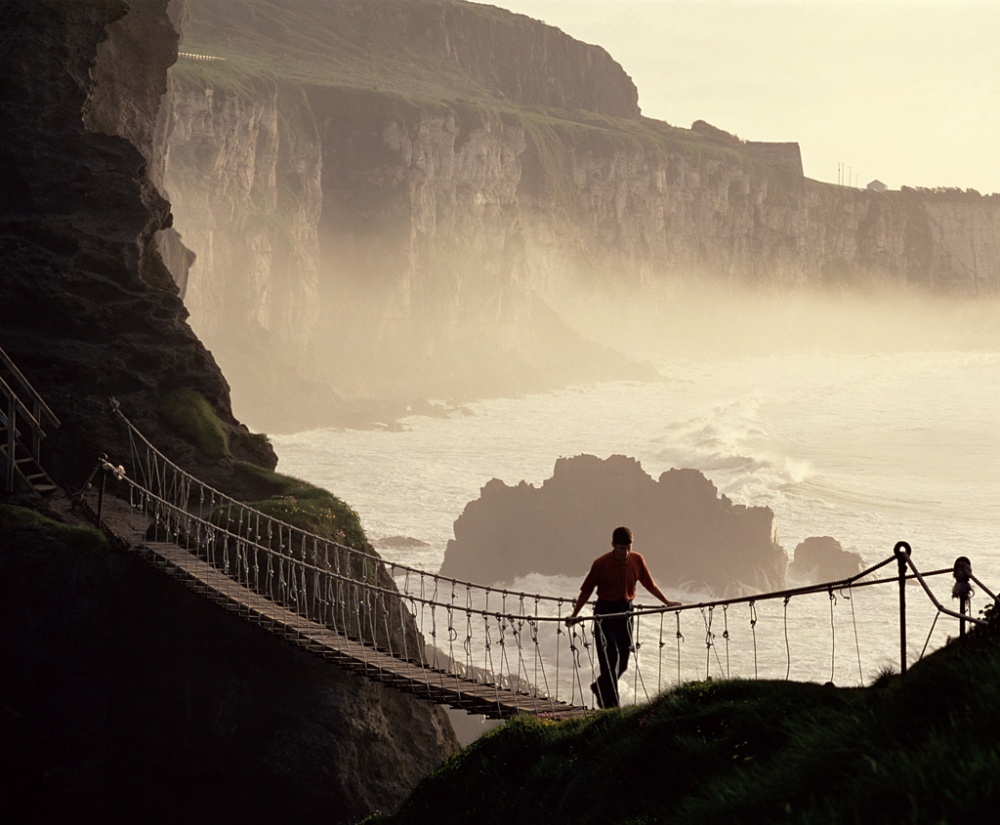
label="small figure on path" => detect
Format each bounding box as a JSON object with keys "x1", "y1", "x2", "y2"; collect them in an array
[{"x1": 566, "y1": 526, "x2": 681, "y2": 708}]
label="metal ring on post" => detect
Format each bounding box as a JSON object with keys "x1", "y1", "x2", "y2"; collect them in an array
[{"x1": 953, "y1": 556, "x2": 974, "y2": 638}]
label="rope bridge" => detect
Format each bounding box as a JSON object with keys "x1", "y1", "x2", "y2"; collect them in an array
[{"x1": 75, "y1": 403, "x2": 998, "y2": 720}]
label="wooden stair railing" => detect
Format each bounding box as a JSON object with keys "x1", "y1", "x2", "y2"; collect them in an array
[{"x1": 0, "y1": 347, "x2": 60, "y2": 495}]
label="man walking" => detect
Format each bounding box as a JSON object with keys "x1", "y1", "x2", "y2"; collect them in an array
[{"x1": 566, "y1": 526, "x2": 681, "y2": 708}]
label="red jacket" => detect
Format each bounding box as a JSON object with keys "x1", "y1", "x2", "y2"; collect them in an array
[{"x1": 580, "y1": 551, "x2": 654, "y2": 602}]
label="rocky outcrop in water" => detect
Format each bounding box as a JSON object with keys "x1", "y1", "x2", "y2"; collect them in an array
[
  {"x1": 438, "y1": 454, "x2": 788, "y2": 596},
  {"x1": 787, "y1": 536, "x2": 864, "y2": 584}
]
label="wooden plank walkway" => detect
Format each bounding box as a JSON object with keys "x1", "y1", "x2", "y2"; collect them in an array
[{"x1": 139, "y1": 542, "x2": 591, "y2": 720}]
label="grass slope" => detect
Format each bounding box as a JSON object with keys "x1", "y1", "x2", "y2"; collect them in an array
[
  {"x1": 180, "y1": 0, "x2": 521, "y2": 100},
  {"x1": 175, "y1": 0, "x2": 748, "y2": 174},
  {"x1": 373, "y1": 616, "x2": 1000, "y2": 824}
]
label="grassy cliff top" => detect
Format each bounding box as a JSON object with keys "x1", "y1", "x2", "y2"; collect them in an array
[
  {"x1": 373, "y1": 615, "x2": 1000, "y2": 823},
  {"x1": 178, "y1": 0, "x2": 635, "y2": 113},
  {"x1": 180, "y1": 0, "x2": 484, "y2": 97},
  {"x1": 175, "y1": 0, "x2": 758, "y2": 181}
]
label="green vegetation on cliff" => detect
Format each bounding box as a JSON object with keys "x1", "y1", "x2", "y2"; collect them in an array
[
  {"x1": 174, "y1": 0, "x2": 747, "y2": 194},
  {"x1": 179, "y1": 0, "x2": 488, "y2": 99},
  {"x1": 0, "y1": 505, "x2": 109, "y2": 554},
  {"x1": 374, "y1": 616, "x2": 1000, "y2": 824},
  {"x1": 233, "y1": 462, "x2": 369, "y2": 549}
]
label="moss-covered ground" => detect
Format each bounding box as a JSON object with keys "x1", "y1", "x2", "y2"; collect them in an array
[{"x1": 371, "y1": 613, "x2": 1000, "y2": 824}]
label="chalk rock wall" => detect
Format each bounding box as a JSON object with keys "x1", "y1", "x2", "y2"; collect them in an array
[
  {"x1": 164, "y1": 77, "x2": 323, "y2": 364},
  {"x1": 159, "y1": 1, "x2": 1000, "y2": 431}
]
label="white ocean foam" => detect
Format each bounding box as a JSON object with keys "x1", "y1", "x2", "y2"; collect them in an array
[{"x1": 271, "y1": 349, "x2": 1000, "y2": 685}]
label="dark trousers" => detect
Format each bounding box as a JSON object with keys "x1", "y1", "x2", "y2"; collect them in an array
[{"x1": 592, "y1": 600, "x2": 633, "y2": 708}]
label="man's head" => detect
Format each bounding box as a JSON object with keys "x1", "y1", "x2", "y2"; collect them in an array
[{"x1": 611, "y1": 526, "x2": 633, "y2": 562}]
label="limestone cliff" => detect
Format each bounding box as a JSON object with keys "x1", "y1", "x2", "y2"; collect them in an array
[
  {"x1": 159, "y1": 0, "x2": 1000, "y2": 432},
  {"x1": 1, "y1": 0, "x2": 457, "y2": 817}
]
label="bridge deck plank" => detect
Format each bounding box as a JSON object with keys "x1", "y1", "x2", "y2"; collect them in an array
[{"x1": 140, "y1": 542, "x2": 589, "y2": 720}]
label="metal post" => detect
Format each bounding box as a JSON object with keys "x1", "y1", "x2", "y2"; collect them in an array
[
  {"x1": 895, "y1": 541, "x2": 911, "y2": 674},
  {"x1": 96, "y1": 454, "x2": 108, "y2": 526},
  {"x1": 953, "y1": 556, "x2": 973, "y2": 639}
]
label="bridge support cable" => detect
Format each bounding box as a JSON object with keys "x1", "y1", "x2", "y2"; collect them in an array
[
  {"x1": 701, "y1": 606, "x2": 721, "y2": 680},
  {"x1": 676, "y1": 612, "x2": 685, "y2": 683},
  {"x1": 783, "y1": 597, "x2": 793, "y2": 680},
  {"x1": 721, "y1": 605, "x2": 731, "y2": 680},
  {"x1": 72, "y1": 404, "x2": 998, "y2": 716},
  {"x1": 656, "y1": 613, "x2": 666, "y2": 690},
  {"x1": 565, "y1": 623, "x2": 586, "y2": 707},
  {"x1": 919, "y1": 612, "x2": 941, "y2": 662},
  {"x1": 555, "y1": 601, "x2": 565, "y2": 708},
  {"x1": 631, "y1": 613, "x2": 648, "y2": 704},
  {"x1": 529, "y1": 595, "x2": 557, "y2": 713},
  {"x1": 845, "y1": 586, "x2": 864, "y2": 685},
  {"x1": 828, "y1": 590, "x2": 837, "y2": 684},
  {"x1": 464, "y1": 590, "x2": 475, "y2": 682}
]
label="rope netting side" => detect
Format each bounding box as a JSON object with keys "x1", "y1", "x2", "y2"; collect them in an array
[
  {"x1": 108, "y1": 460, "x2": 595, "y2": 711},
  {"x1": 83, "y1": 405, "x2": 999, "y2": 712},
  {"x1": 134, "y1": 479, "x2": 584, "y2": 703},
  {"x1": 112, "y1": 405, "x2": 573, "y2": 618}
]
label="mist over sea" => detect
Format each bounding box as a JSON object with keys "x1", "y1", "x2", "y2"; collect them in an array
[{"x1": 272, "y1": 348, "x2": 1000, "y2": 691}]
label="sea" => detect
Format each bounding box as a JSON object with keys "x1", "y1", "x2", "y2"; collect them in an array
[{"x1": 270, "y1": 341, "x2": 1000, "y2": 706}]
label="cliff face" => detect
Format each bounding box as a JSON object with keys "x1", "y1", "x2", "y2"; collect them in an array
[
  {"x1": 394, "y1": 0, "x2": 640, "y2": 117},
  {"x1": 160, "y1": 0, "x2": 1000, "y2": 432},
  {"x1": 0, "y1": 0, "x2": 247, "y2": 487},
  {"x1": 1, "y1": 531, "x2": 456, "y2": 822},
  {"x1": 1, "y1": 0, "x2": 457, "y2": 816}
]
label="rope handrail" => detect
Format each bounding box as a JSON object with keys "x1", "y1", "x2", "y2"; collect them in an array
[
  {"x1": 123, "y1": 457, "x2": 958, "y2": 628},
  {"x1": 115, "y1": 403, "x2": 959, "y2": 622},
  {"x1": 84, "y1": 402, "x2": 998, "y2": 713},
  {"x1": 113, "y1": 401, "x2": 587, "y2": 609},
  {"x1": 116, "y1": 473, "x2": 585, "y2": 623},
  {"x1": 0, "y1": 345, "x2": 61, "y2": 428},
  {"x1": 111, "y1": 470, "x2": 583, "y2": 710},
  {"x1": 617, "y1": 565, "x2": 954, "y2": 621},
  {"x1": 970, "y1": 573, "x2": 997, "y2": 602},
  {"x1": 117, "y1": 440, "x2": 957, "y2": 622},
  {"x1": 0, "y1": 374, "x2": 50, "y2": 437},
  {"x1": 108, "y1": 400, "x2": 993, "y2": 630},
  {"x1": 2, "y1": 347, "x2": 61, "y2": 493}
]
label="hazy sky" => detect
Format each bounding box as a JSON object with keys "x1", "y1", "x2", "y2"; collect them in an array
[{"x1": 481, "y1": 1, "x2": 1000, "y2": 193}]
